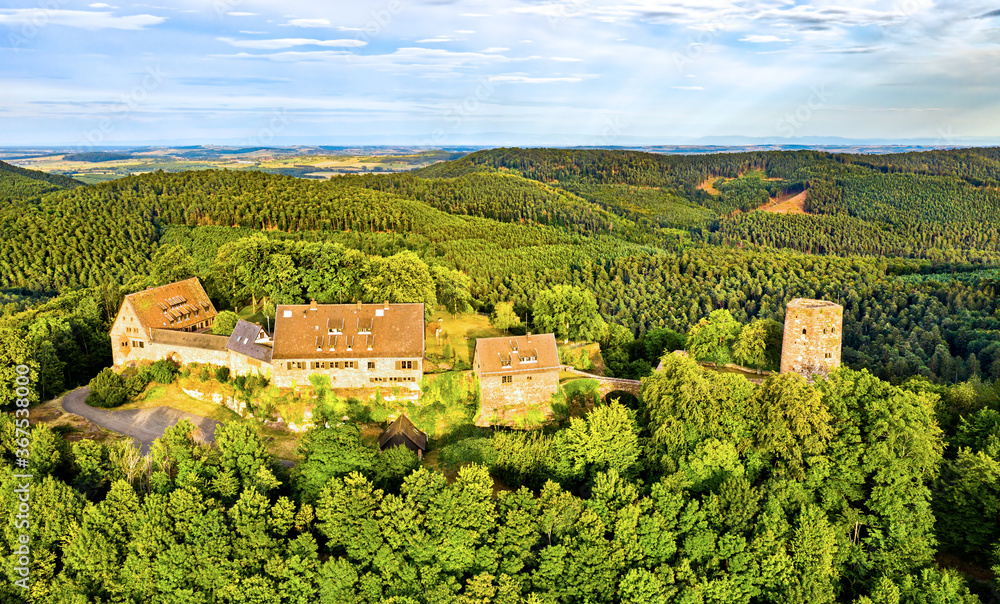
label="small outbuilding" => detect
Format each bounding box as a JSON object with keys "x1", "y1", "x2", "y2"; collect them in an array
[{"x1": 378, "y1": 414, "x2": 427, "y2": 459}]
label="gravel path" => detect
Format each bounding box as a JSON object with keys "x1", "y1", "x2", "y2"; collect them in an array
[{"x1": 61, "y1": 387, "x2": 221, "y2": 454}]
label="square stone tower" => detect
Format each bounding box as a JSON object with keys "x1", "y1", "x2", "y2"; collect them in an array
[{"x1": 780, "y1": 298, "x2": 843, "y2": 379}]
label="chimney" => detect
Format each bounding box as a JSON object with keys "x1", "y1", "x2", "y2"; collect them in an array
[
  {"x1": 526, "y1": 332, "x2": 532, "y2": 341},
  {"x1": 356, "y1": 301, "x2": 362, "y2": 312},
  {"x1": 310, "y1": 299, "x2": 317, "y2": 311},
  {"x1": 384, "y1": 300, "x2": 389, "y2": 310}
]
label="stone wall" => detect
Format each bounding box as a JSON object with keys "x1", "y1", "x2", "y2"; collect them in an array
[
  {"x1": 475, "y1": 368, "x2": 560, "y2": 427},
  {"x1": 228, "y1": 352, "x2": 271, "y2": 379},
  {"x1": 780, "y1": 299, "x2": 843, "y2": 379},
  {"x1": 116, "y1": 339, "x2": 232, "y2": 368},
  {"x1": 270, "y1": 356, "x2": 423, "y2": 390}
]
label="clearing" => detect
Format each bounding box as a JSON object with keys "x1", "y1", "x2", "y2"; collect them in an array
[
  {"x1": 760, "y1": 189, "x2": 810, "y2": 215},
  {"x1": 697, "y1": 176, "x2": 729, "y2": 195},
  {"x1": 424, "y1": 308, "x2": 507, "y2": 371}
]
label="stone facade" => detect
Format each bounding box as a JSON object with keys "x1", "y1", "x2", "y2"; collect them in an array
[
  {"x1": 475, "y1": 367, "x2": 560, "y2": 426},
  {"x1": 228, "y1": 350, "x2": 271, "y2": 379},
  {"x1": 473, "y1": 333, "x2": 561, "y2": 427},
  {"x1": 780, "y1": 298, "x2": 843, "y2": 379},
  {"x1": 270, "y1": 356, "x2": 422, "y2": 389}
]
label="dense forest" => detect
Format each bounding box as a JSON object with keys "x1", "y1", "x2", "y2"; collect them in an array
[
  {"x1": 2, "y1": 148, "x2": 1000, "y2": 601},
  {"x1": 3, "y1": 359, "x2": 1000, "y2": 603}
]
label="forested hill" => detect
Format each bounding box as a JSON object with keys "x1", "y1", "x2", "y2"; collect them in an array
[
  {"x1": 416, "y1": 147, "x2": 1000, "y2": 262},
  {"x1": 0, "y1": 159, "x2": 84, "y2": 192},
  {"x1": 1, "y1": 161, "x2": 998, "y2": 388}
]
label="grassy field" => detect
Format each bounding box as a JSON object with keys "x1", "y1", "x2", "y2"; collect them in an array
[
  {"x1": 117, "y1": 383, "x2": 242, "y2": 423},
  {"x1": 9, "y1": 148, "x2": 458, "y2": 182},
  {"x1": 425, "y1": 308, "x2": 506, "y2": 370}
]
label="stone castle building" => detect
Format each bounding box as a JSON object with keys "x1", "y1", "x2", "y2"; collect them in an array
[
  {"x1": 780, "y1": 298, "x2": 843, "y2": 379},
  {"x1": 270, "y1": 301, "x2": 424, "y2": 390},
  {"x1": 111, "y1": 277, "x2": 226, "y2": 367},
  {"x1": 474, "y1": 333, "x2": 560, "y2": 427},
  {"x1": 111, "y1": 278, "x2": 425, "y2": 392}
]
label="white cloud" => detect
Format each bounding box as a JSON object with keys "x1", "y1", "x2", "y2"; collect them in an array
[
  {"x1": 227, "y1": 12, "x2": 256, "y2": 17},
  {"x1": 740, "y1": 35, "x2": 791, "y2": 43},
  {"x1": 287, "y1": 18, "x2": 332, "y2": 28},
  {"x1": 417, "y1": 37, "x2": 454, "y2": 43},
  {"x1": 490, "y1": 75, "x2": 582, "y2": 83},
  {"x1": 0, "y1": 9, "x2": 164, "y2": 30},
  {"x1": 461, "y1": 13, "x2": 491, "y2": 17},
  {"x1": 217, "y1": 37, "x2": 367, "y2": 50},
  {"x1": 551, "y1": 57, "x2": 582, "y2": 62},
  {"x1": 88, "y1": 3, "x2": 112, "y2": 7},
  {"x1": 672, "y1": 85, "x2": 705, "y2": 90},
  {"x1": 482, "y1": 47, "x2": 510, "y2": 53}
]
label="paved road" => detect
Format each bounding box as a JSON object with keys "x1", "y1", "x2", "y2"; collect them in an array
[{"x1": 61, "y1": 387, "x2": 220, "y2": 454}]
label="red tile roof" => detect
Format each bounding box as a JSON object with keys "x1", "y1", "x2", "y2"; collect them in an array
[
  {"x1": 475, "y1": 333, "x2": 559, "y2": 375},
  {"x1": 271, "y1": 302, "x2": 424, "y2": 360},
  {"x1": 126, "y1": 277, "x2": 217, "y2": 331}
]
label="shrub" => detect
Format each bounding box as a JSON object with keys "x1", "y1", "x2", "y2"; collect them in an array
[
  {"x1": 215, "y1": 366, "x2": 230, "y2": 383},
  {"x1": 439, "y1": 437, "x2": 497, "y2": 471},
  {"x1": 198, "y1": 366, "x2": 210, "y2": 382},
  {"x1": 149, "y1": 359, "x2": 179, "y2": 384},
  {"x1": 345, "y1": 397, "x2": 372, "y2": 423},
  {"x1": 372, "y1": 445, "x2": 420, "y2": 492},
  {"x1": 212, "y1": 310, "x2": 239, "y2": 336},
  {"x1": 88, "y1": 368, "x2": 129, "y2": 408},
  {"x1": 124, "y1": 373, "x2": 151, "y2": 398}
]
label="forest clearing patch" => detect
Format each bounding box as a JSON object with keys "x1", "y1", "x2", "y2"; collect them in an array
[{"x1": 760, "y1": 189, "x2": 810, "y2": 215}]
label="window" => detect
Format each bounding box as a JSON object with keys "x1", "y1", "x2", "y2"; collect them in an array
[
  {"x1": 344, "y1": 361, "x2": 357, "y2": 369},
  {"x1": 526, "y1": 376, "x2": 532, "y2": 381},
  {"x1": 312, "y1": 361, "x2": 327, "y2": 370},
  {"x1": 121, "y1": 341, "x2": 128, "y2": 347},
  {"x1": 396, "y1": 360, "x2": 414, "y2": 370},
  {"x1": 825, "y1": 353, "x2": 832, "y2": 359},
  {"x1": 802, "y1": 328, "x2": 807, "y2": 335},
  {"x1": 831, "y1": 327, "x2": 836, "y2": 334},
  {"x1": 286, "y1": 361, "x2": 305, "y2": 370},
  {"x1": 502, "y1": 375, "x2": 512, "y2": 384},
  {"x1": 368, "y1": 361, "x2": 376, "y2": 370},
  {"x1": 283, "y1": 310, "x2": 292, "y2": 318}
]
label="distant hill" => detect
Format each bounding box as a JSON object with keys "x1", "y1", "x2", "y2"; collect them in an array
[
  {"x1": 0, "y1": 159, "x2": 84, "y2": 188},
  {"x1": 0, "y1": 159, "x2": 85, "y2": 202},
  {"x1": 61, "y1": 151, "x2": 134, "y2": 162}
]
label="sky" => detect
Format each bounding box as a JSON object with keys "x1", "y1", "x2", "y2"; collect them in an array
[{"x1": 1, "y1": 0, "x2": 1000, "y2": 147}]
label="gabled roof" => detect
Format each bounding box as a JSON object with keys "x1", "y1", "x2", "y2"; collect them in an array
[
  {"x1": 226, "y1": 320, "x2": 273, "y2": 364},
  {"x1": 378, "y1": 414, "x2": 427, "y2": 451},
  {"x1": 125, "y1": 277, "x2": 217, "y2": 331},
  {"x1": 150, "y1": 329, "x2": 229, "y2": 351},
  {"x1": 475, "y1": 333, "x2": 559, "y2": 375},
  {"x1": 271, "y1": 302, "x2": 424, "y2": 360}
]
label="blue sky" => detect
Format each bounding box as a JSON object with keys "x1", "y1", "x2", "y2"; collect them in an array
[{"x1": 2, "y1": 0, "x2": 999, "y2": 146}]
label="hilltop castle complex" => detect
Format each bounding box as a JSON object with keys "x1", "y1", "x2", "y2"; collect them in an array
[{"x1": 111, "y1": 279, "x2": 844, "y2": 422}]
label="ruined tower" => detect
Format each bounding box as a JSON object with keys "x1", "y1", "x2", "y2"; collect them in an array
[{"x1": 780, "y1": 298, "x2": 843, "y2": 379}]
